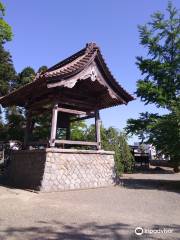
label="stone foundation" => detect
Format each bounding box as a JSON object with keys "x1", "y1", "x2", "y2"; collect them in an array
[{"x1": 6, "y1": 148, "x2": 116, "y2": 191}]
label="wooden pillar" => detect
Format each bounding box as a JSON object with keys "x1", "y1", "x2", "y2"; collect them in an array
[
  {"x1": 95, "y1": 110, "x2": 101, "y2": 150},
  {"x1": 24, "y1": 111, "x2": 32, "y2": 149},
  {"x1": 50, "y1": 104, "x2": 58, "y2": 147}
]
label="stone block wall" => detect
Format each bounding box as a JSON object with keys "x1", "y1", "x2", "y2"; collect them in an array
[
  {"x1": 6, "y1": 149, "x2": 116, "y2": 191},
  {"x1": 41, "y1": 150, "x2": 115, "y2": 191}
]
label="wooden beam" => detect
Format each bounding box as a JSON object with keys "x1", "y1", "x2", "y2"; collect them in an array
[
  {"x1": 50, "y1": 104, "x2": 58, "y2": 147},
  {"x1": 57, "y1": 107, "x2": 87, "y2": 115},
  {"x1": 95, "y1": 110, "x2": 101, "y2": 150},
  {"x1": 54, "y1": 139, "x2": 98, "y2": 146},
  {"x1": 58, "y1": 96, "x2": 95, "y2": 109},
  {"x1": 70, "y1": 114, "x2": 95, "y2": 122},
  {"x1": 60, "y1": 88, "x2": 98, "y2": 104},
  {"x1": 27, "y1": 99, "x2": 53, "y2": 111},
  {"x1": 24, "y1": 111, "x2": 32, "y2": 149},
  {"x1": 27, "y1": 94, "x2": 95, "y2": 112}
]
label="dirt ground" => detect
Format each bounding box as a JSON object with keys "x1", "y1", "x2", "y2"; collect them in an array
[{"x1": 0, "y1": 169, "x2": 179, "y2": 240}]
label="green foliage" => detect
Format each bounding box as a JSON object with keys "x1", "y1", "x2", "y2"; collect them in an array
[
  {"x1": 0, "y1": 1, "x2": 12, "y2": 44},
  {"x1": 0, "y1": 1, "x2": 17, "y2": 140},
  {"x1": 37, "y1": 65, "x2": 48, "y2": 74},
  {"x1": 1, "y1": 65, "x2": 48, "y2": 142},
  {"x1": 102, "y1": 129, "x2": 134, "y2": 175},
  {"x1": 149, "y1": 101, "x2": 180, "y2": 162},
  {"x1": 126, "y1": 2, "x2": 180, "y2": 166},
  {"x1": 0, "y1": 1, "x2": 16, "y2": 96},
  {"x1": 117, "y1": 133, "x2": 135, "y2": 174},
  {"x1": 32, "y1": 111, "x2": 51, "y2": 141},
  {"x1": 71, "y1": 121, "x2": 87, "y2": 141},
  {"x1": 126, "y1": 112, "x2": 160, "y2": 143},
  {"x1": 0, "y1": 106, "x2": 25, "y2": 141},
  {"x1": 85, "y1": 125, "x2": 134, "y2": 175},
  {"x1": 0, "y1": 2, "x2": 5, "y2": 15},
  {"x1": 0, "y1": 45, "x2": 16, "y2": 96},
  {"x1": 136, "y1": 2, "x2": 180, "y2": 108},
  {"x1": 13, "y1": 66, "x2": 48, "y2": 140},
  {"x1": 15, "y1": 67, "x2": 36, "y2": 88},
  {"x1": 127, "y1": 104, "x2": 180, "y2": 163}
]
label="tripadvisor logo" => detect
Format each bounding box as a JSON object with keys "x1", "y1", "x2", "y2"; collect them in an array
[
  {"x1": 135, "y1": 227, "x2": 143, "y2": 235},
  {"x1": 135, "y1": 226, "x2": 173, "y2": 235}
]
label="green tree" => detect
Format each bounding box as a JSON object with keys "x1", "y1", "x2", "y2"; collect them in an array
[
  {"x1": 15, "y1": 67, "x2": 35, "y2": 88},
  {"x1": 32, "y1": 111, "x2": 51, "y2": 141},
  {"x1": 126, "y1": 2, "x2": 180, "y2": 168},
  {"x1": 0, "y1": 1, "x2": 12, "y2": 44},
  {"x1": 71, "y1": 121, "x2": 87, "y2": 141},
  {"x1": 0, "y1": 1, "x2": 17, "y2": 141},
  {"x1": 4, "y1": 65, "x2": 49, "y2": 142},
  {"x1": 136, "y1": 2, "x2": 179, "y2": 107},
  {"x1": 0, "y1": 2, "x2": 49, "y2": 142},
  {"x1": 86, "y1": 125, "x2": 134, "y2": 175},
  {"x1": 0, "y1": 45, "x2": 16, "y2": 96},
  {"x1": 0, "y1": 1, "x2": 16, "y2": 96},
  {"x1": 4, "y1": 106, "x2": 25, "y2": 141},
  {"x1": 37, "y1": 65, "x2": 48, "y2": 74},
  {"x1": 4, "y1": 67, "x2": 35, "y2": 142},
  {"x1": 15, "y1": 65, "x2": 48, "y2": 89}
]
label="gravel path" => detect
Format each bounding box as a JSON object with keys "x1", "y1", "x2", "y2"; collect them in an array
[{"x1": 0, "y1": 172, "x2": 179, "y2": 240}]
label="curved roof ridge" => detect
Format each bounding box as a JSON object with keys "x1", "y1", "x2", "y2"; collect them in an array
[
  {"x1": 45, "y1": 42, "x2": 98, "y2": 74},
  {"x1": 46, "y1": 48, "x2": 85, "y2": 72},
  {"x1": 95, "y1": 50, "x2": 134, "y2": 101},
  {"x1": 44, "y1": 43, "x2": 98, "y2": 78}
]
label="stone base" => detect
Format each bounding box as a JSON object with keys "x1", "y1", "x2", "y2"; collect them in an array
[{"x1": 6, "y1": 148, "x2": 116, "y2": 191}]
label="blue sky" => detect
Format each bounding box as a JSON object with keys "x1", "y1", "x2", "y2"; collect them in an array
[{"x1": 3, "y1": 0, "x2": 179, "y2": 143}]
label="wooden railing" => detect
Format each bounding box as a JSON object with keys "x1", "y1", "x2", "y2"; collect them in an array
[
  {"x1": 54, "y1": 139, "x2": 98, "y2": 147},
  {"x1": 26, "y1": 139, "x2": 98, "y2": 148}
]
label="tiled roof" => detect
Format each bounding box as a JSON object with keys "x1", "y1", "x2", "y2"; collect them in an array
[
  {"x1": 42, "y1": 43, "x2": 134, "y2": 102},
  {"x1": 45, "y1": 43, "x2": 98, "y2": 78},
  {"x1": 0, "y1": 43, "x2": 134, "y2": 108}
]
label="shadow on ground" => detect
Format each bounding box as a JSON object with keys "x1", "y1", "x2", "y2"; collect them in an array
[
  {"x1": 133, "y1": 167, "x2": 174, "y2": 174},
  {"x1": 0, "y1": 222, "x2": 179, "y2": 240},
  {"x1": 119, "y1": 178, "x2": 180, "y2": 193},
  {"x1": 0, "y1": 174, "x2": 17, "y2": 191}
]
